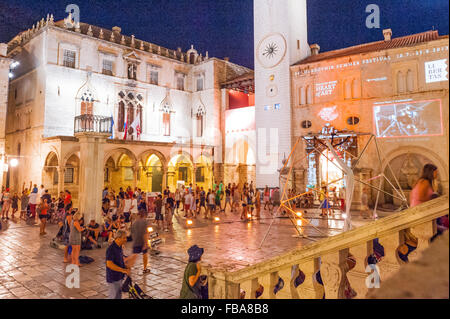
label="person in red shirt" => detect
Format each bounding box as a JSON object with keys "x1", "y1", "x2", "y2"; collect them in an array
[
  {"x1": 39, "y1": 198, "x2": 49, "y2": 235},
  {"x1": 64, "y1": 190, "x2": 72, "y2": 212}
]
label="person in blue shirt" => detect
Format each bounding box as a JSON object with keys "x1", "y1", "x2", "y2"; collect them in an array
[{"x1": 106, "y1": 230, "x2": 136, "y2": 299}]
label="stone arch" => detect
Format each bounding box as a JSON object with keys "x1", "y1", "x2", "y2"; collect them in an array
[
  {"x1": 42, "y1": 151, "x2": 60, "y2": 193},
  {"x1": 380, "y1": 146, "x2": 448, "y2": 204},
  {"x1": 137, "y1": 149, "x2": 167, "y2": 169},
  {"x1": 167, "y1": 152, "x2": 195, "y2": 191},
  {"x1": 103, "y1": 147, "x2": 138, "y2": 167}
]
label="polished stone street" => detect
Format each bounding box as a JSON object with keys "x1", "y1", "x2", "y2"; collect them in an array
[{"x1": 0, "y1": 208, "x2": 381, "y2": 299}]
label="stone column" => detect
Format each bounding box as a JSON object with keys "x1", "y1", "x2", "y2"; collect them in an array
[
  {"x1": 57, "y1": 167, "x2": 65, "y2": 194},
  {"x1": 192, "y1": 164, "x2": 197, "y2": 185},
  {"x1": 75, "y1": 132, "x2": 110, "y2": 223},
  {"x1": 133, "y1": 165, "x2": 138, "y2": 189}
]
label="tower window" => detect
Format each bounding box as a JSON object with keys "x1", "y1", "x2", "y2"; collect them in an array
[{"x1": 197, "y1": 77, "x2": 204, "y2": 91}]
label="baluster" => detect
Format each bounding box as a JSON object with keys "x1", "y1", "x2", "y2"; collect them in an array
[
  {"x1": 320, "y1": 251, "x2": 345, "y2": 299},
  {"x1": 239, "y1": 278, "x2": 258, "y2": 299},
  {"x1": 206, "y1": 270, "x2": 240, "y2": 299},
  {"x1": 346, "y1": 242, "x2": 371, "y2": 298},
  {"x1": 258, "y1": 272, "x2": 277, "y2": 299},
  {"x1": 376, "y1": 233, "x2": 402, "y2": 282},
  {"x1": 292, "y1": 260, "x2": 318, "y2": 299},
  {"x1": 409, "y1": 220, "x2": 436, "y2": 261},
  {"x1": 275, "y1": 266, "x2": 294, "y2": 299}
]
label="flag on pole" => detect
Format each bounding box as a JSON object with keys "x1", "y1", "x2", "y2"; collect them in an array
[
  {"x1": 123, "y1": 114, "x2": 129, "y2": 140},
  {"x1": 130, "y1": 114, "x2": 141, "y2": 139},
  {"x1": 109, "y1": 113, "x2": 115, "y2": 139}
]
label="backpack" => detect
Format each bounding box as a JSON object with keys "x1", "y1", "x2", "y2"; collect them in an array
[{"x1": 79, "y1": 256, "x2": 94, "y2": 264}]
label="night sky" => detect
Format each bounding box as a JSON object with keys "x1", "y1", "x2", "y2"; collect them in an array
[{"x1": 0, "y1": 0, "x2": 448, "y2": 69}]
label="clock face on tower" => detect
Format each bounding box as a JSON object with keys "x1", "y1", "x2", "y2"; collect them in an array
[{"x1": 256, "y1": 33, "x2": 287, "y2": 69}]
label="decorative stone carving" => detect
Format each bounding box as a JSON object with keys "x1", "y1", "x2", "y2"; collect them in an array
[
  {"x1": 99, "y1": 29, "x2": 104, "y2": 39},
  {"x1": 400, "y1": 153, "x2": 420, "y2": 189},
  {"x1": 87, "y1": 25, "x2": 93, "y2": 37},
  {"x1": 121, "y1": 36, "x2": 126, "y2": 45},
  {"x1": 131, "y1": 35, "x2": 135, "y2": 48},
  {"x1": 140, "y1": 41, "x2": 144, "y2": 51},
  {"x1": 110, "y1": 32, "x2": 115, "y2": 42}
]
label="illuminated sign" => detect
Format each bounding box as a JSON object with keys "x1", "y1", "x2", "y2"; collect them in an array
[
  {"x1": 294, "y1": 45, "x2": 449, "y2": 76},
  {"x1": 315, "y1": 81, "x2": 337, "y2": 98},
  {"x1": 318, "y1": 105, "x2": 339, "y2": 122},
  {"x1": 374, "y1": 99, "x2": 443, "y2": 138},
  {"x1": 425, "y1": 59, "x2": 448, "y2": 83}
]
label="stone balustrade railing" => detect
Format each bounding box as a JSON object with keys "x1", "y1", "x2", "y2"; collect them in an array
[{"x1": 203, "y1": 196, "x2": 448, "y2": 299}]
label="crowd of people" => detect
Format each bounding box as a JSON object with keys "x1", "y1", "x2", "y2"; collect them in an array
[{"x1": 1, "y1": 163, "x2": 448, "y2": 299}]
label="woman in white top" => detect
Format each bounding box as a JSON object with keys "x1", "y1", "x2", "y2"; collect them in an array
[{"x1": 130, "y1": 194, "x2": 138, "y2": 222}]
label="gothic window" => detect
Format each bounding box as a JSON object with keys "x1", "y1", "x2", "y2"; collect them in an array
[
  {"x1": 79, "y1": 87, "x2": 95, "y2": 116},
  {"x1": 344, "y1": 80, "x2": 352, "y2": 99},
  {"x1": 299, "y1": 87, "x2": 306, "y2": 105},
  {"x1": 406, "y1": 69, "x2": 414, "y2": 92},
  {"x1": 127, "y1": 102, "x2": 135, "y2": 125},
  {"x1": 102, "y1": 59, "x2": 113, "y2": 76},
  {"x1": 63, "y1": 49, "x2": 76, "y2": 68},
  {"x1": 163, "y1": 112, "x2": 170, "y2": 136},
  {"x1": 352, "y1": 79, "x2": 360, "y2": 99},
  {"x1": 118, "y1": 101, "x2": 125, "y2": 132},
  {"x1": 128, "y1": 63, "x2": 137, "y2": 80},
  {"x1": 306, "y1": 85, "x2": 313, "y2": 104},
  {"x1": 397, "y1": 71, "x2": 405, "y2": 94}
]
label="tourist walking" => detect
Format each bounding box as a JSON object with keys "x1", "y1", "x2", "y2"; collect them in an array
[
  {"x1": 223, "y1": 185, "x2": 232, "y2": 212},
  {"x1": 106, "y1": 230, "x2": 135, "y2": 299},
  {"x1": 131, "y1": 211, "x2": 150, "y2": 274},
  {"x1": 255, "y1": 189, "x2": 262, "y2": 219},
  {"x1": 20, "y1": 184, "x2": 30, "y2": 221},
  {"x1": 154, "y1": 194, "x2": 163, "y2": 228},
  {"x1": 263, "y1": 186, "x2": 271, "y2": 211},
  {"x1": 11, "y1": 192, "x2": 19, "y2": 220}
]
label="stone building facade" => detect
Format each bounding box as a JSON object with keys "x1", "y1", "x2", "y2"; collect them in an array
[
  {"x1": 3, "y1": 14, "x2": 252, "y2": 208},
  {"x1": 290, "y1": 29, "x2": 449, "y2": 207}
]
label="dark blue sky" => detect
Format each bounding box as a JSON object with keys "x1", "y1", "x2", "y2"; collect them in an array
[{"x1": 0, "y1": 0, "x2": 448, "y2": 68}]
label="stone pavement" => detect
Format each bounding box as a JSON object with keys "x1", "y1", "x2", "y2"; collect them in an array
[{"x1": 0, "y1": 207, "x2": 380, "y2": 299}]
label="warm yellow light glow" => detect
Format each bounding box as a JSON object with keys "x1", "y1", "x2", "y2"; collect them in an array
[
  {"x1": 297, "y1": 220, "x2": 303, "y2": 226},
  {"x1": 296, "y1": 212, "x2": 302, "y2": 217},
  {"x1": 247, "y1": 214, "x2": 252, "y2": 219},
  {"x1": 147, "y1": 227, "x2": 154, "y2": 233},
  {"x1": 187, "y1": 229, "x2": 192, "y2": 236},
  {"x1": 214, "y1": 217, "x2": 220, "y2": 222},
  {"x1": 342, "y1": 214, "x2": 347, "y2": 219},
  {"x1": 9, "y1": 159, "x2": 19, "y2": 167},
  {"x1": 187, "y1": 219, "x2": 193, "y2": 225}
]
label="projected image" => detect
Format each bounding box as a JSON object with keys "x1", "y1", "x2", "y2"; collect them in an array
[{"x1": 374, "y1": 100, "x2": 443, "y2": 138}]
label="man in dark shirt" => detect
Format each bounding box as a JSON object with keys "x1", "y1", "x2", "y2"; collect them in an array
[
  {"x1": 131, "y1": 212, "x2": 150, "y2": 274},
  {"x1": 106, "y1": 230, "x2": 135, "y2": 299}
]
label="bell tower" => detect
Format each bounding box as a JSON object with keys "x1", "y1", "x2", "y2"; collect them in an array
[{"x1": 254, "y1": 0, "x2": 310, "y2": 188}]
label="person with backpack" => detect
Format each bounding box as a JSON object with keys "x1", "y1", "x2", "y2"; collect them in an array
[{"x1": 180, "y1": 245, "x2": 205, "y2": 299}]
